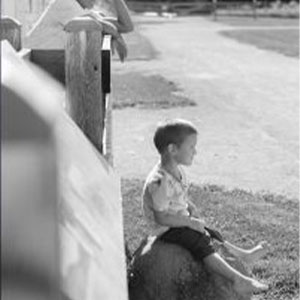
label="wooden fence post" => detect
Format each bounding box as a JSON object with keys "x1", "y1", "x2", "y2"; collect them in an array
[
  {"x1": 101, "y1": 35, "x2": 114, "y2": 165},
  {"x1": 64, "y1": 16, "x2": 105, "y2": 153},
  {"x1": 0, "y1": 16, "x2": 22, "y2": 51}
]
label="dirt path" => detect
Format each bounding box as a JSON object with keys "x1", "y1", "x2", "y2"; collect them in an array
[{"x1": 112, "y1": 15, "x2": 299, "y2": 199}]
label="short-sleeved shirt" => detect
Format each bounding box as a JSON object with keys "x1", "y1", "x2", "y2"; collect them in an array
[{"x1": 142, "y1": 163, "x2": 190, "y2": 236}]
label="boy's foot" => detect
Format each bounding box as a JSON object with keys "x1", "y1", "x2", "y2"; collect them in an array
[
  {"x1": 233, "y1": 277, "x2": 269, "y2": 295},
  {"x1": 244, "y1": 241, "x2": 270, "y2": 264}
]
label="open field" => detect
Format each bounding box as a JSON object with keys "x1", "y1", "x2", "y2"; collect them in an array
[
  {"x1": 214, "y1": 16, "x2": 299, "y2": 57},
  {"x1": 122, "y1": 178, "x2": 299, "y2": 300}
]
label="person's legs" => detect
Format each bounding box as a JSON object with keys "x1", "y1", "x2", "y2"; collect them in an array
[
  {"x1": 159, "y1": 227, "x2": 215, "y2": 260},
  {"x1": 223, "y1": 241, "x2": 269, "y2": 264},
  {"x1": 203, "y1": 253, "x2": 268, "y2": 295},
  {"x1": 159, "y1": 227, "x2": 268, "y2": 295}
]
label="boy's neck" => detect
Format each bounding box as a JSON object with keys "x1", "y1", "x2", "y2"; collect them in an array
[{"x1": 160, "y1": 156, "x2": 181, "y2": 180}]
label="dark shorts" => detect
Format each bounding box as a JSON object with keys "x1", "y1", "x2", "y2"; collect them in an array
[{"x1": 159, "y1": 227, "x2": 215, "y2": 261}]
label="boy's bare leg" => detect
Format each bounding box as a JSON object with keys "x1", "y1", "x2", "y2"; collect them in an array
[
  {"x1": 223, "y1": 241, "x2": 269, "y2": 264},
  {"x1": 203, "y1": 253, "x2": 268, "y2": 295}
]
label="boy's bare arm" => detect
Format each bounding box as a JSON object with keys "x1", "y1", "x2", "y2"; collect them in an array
[
  {"x1": 154, "y1": 210, "x2": 205, "y2": 233},
  {"x1": 113, "y1": 0, "x2": 134, "y2": 33}
]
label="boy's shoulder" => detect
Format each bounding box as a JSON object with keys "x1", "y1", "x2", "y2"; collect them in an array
[
  {"x1": 145, "y1": 164, "x2": 166, "y2": 188},
  {"x1": 144, "y1": 164, "x2": 187, "y2": 188}
]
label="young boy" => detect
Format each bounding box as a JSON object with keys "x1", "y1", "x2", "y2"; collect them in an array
[{"x1": 142, "y1": 119, "x2": 269, "y2": 296}]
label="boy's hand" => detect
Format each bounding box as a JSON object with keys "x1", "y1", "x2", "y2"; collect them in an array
[
  {"x1": 190, "y1": 217, "x2": 205, "y2": 233},
  {"x1": 189, "y1": 206, "x2": 201, "y2": 218},
  {"x1": 187, "y1": 201, "x2": 201, "y2": 218}
]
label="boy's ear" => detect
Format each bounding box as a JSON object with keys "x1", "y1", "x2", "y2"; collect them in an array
[{"x1": 167, "y1": 143, "x2": 177, "y2": 154}]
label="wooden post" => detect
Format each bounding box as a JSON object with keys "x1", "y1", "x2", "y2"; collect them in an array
[
  {"x1": 102, "y1": 35, "x2": 113, "y2": 165},
  {"x1": 64, "y1": 16, "x2": 105, "y2": 153},
  {"x1": 0, "y1": 16, "x2": 22, "y2": 51}
]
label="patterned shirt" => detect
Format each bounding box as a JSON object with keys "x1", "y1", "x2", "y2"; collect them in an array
[{"x1": 142, "y1": 163, "x2": 190, "y2": 236}]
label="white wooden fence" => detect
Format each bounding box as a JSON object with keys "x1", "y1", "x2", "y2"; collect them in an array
[{"x1": 1, "y1": 4, "x2": 127, "y2": 300}]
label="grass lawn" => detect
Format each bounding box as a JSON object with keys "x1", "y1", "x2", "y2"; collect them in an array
[
  {"x1": 213, "y1": 16, "x2": 299, "y2": 27},
  {"x1": 215, "y1": 16, "x2": 299, "y2": 58},
  {"x1": 221, "y1": 29, "x2": 299, "y2": 58},
  {"x1": 122, "y1": 178, "x2": 299, "y2": 300}
]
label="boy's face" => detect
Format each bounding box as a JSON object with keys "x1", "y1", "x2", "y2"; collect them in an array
[{"x1": 173, "y1": 133, "x2": 197, "y2": 166}]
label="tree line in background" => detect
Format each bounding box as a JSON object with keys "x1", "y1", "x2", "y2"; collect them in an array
[{"x1": 127, "y1": 0, "x2": 299, "y2": 3}]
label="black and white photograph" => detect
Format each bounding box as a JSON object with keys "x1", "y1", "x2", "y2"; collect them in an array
[{"x1": 1, "y1": 0, "x2": 299, "y2": 299}]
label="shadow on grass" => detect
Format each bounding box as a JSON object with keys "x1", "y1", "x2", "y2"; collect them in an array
[
  {"x1": 112, "y1": 72, "x2": 196, "y2": 109},
  {"x1": 121, "y1": 178, "x2": 299, "y2": 300}
]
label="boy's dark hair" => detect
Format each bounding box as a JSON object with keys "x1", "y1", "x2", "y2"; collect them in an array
[{"x1": 153, "y1": 119, "x2": 198, "y2": 154}]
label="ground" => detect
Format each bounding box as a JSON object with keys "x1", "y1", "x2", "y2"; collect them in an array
[
  {"x1": 111, "y1": 14, "x2": 299, "y2": 300},
  {"x1": 112, "y1": 14, "x2": 299, "y2": 199}
]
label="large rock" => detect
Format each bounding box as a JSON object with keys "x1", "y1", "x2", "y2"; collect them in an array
[{"x1": 128, "y1": 236, "x2": 251, "y2": 300}]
